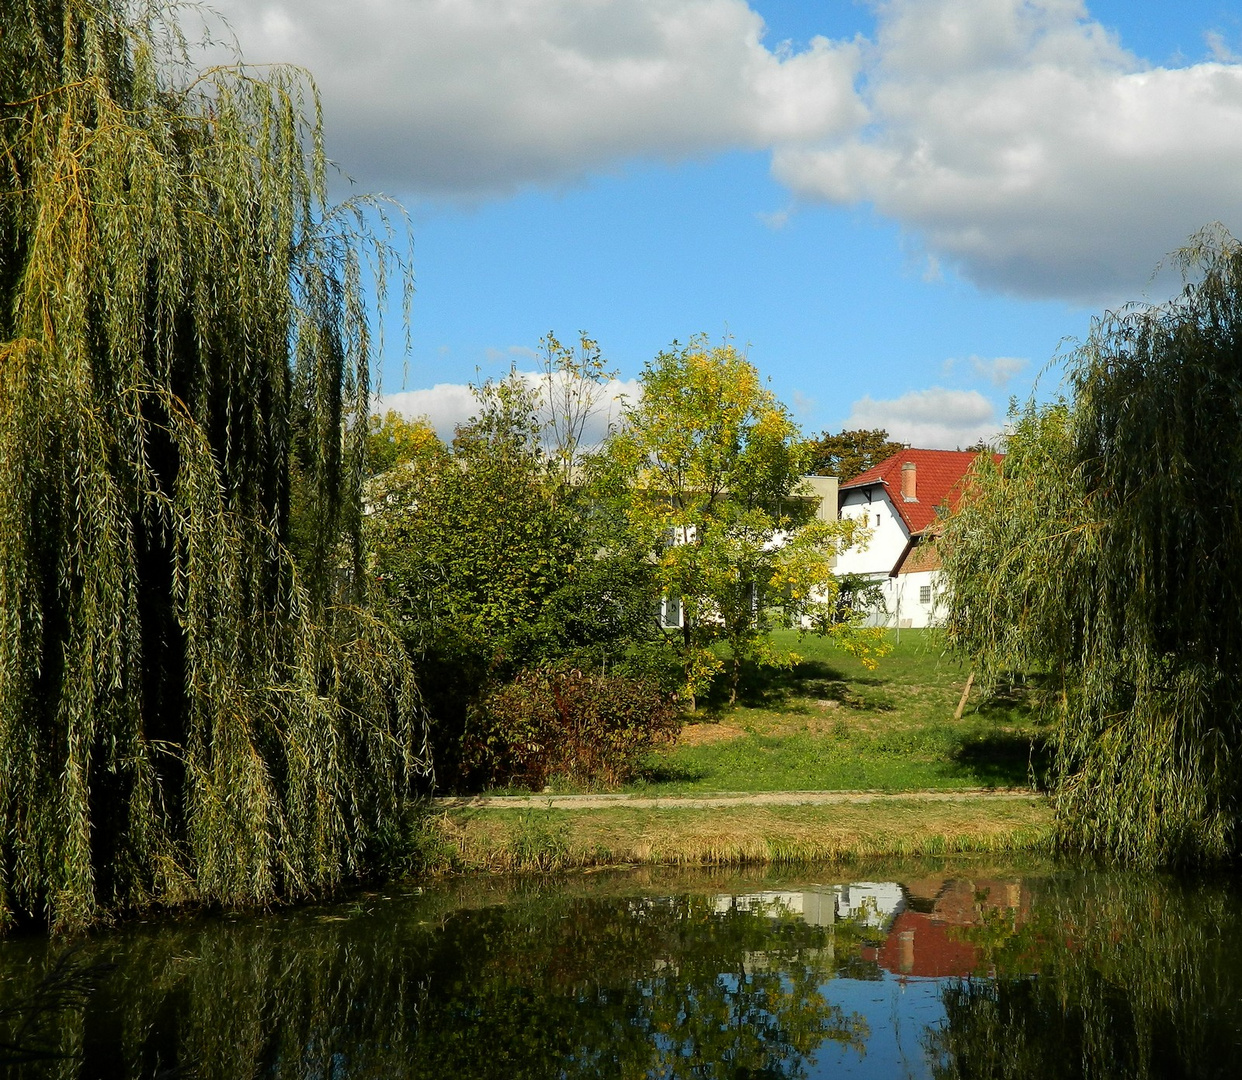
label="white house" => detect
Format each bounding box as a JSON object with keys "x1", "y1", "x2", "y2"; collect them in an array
[{"x1": 834, "y1": 449, "x2": 993, "y2": 629}]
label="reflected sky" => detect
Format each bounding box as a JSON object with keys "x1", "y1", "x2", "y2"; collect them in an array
[{"x1": 0, "y1": 860, "x2": 1239, "y2": 1079}]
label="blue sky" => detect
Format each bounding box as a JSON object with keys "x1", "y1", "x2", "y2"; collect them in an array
[{"x1": 216, "y1": 0, "x2": 1242, "y2": 447}]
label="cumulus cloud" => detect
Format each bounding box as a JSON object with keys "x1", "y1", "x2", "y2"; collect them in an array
[
  {"x1": 206, "y1": 0, "x2": 1242, "y2": 302},
  {"x1": 210, "y1": 0, "x2": 864, "y2": 197},
  {"x1": 376, "y1": 382, "x2": 479, "y2": 440},
  {"x1": 378, "y1": 372, "x2": 641, "y2": 444},
  {"x1": 844, "y1": 387, "x2": 999, "y2": 449},
  {"x1": 969, "y1": 355, "x2": 1027, "y2": 386},
  {"x1": 773, "y1": 0, "x2": 1242, "y2": 301}
]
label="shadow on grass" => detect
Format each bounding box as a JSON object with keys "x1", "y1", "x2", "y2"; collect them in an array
[
  {"x1": 702, "y1": 658, "x2": 888, "y2": 712},
  {"x1": 949, "y1": 733, "x2": 1053, "y2": 790},
  {"x1": 634, "y1": 762, "x2": 711, "y2": 785}
]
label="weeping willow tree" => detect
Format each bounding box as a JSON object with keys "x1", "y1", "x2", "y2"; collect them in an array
[
  {"x1": 939, "y1": 227, "x2": 1242, "y2": 866},
  {"x1": 0, "y1": 0, "x2": 430, "y2": 931},
  {"x1": 928, "y1": 873, "x2": 1242, "y2": 1079}
]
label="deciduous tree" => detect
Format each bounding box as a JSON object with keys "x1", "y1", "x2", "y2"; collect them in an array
[
  {"x1": 805, "y1": 428, "x2": 904, "y2": 481},
  {"x1": 368, "y1": 361, "x2": 657, "y2": 783},
  {"x1": 607, "y1": 338, "x2": 885, "y2": 707},
  {"x1": 366, "y1": 412, "x2": 443, "y2": 477}
]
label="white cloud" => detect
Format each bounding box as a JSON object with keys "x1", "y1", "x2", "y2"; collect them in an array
[
  {"x1": 773, "y1": 0, "x2": 1242, "y2": 301},
  {"x1": 969, "y1": 354, "x2": 1027, "y2": 386},
  {"x1": 844, "y1": 387, "x2": 998, "y2": 449},
  {"x1": 377, "y1": 381, "x2": 478, "y2": 440},
  {"x1": 204, "y1": 0, "x2": 1242, "y2": 302},
  {"x1": 757, "y1": 207, "x2": 793, "y2": 230},
  {"x1": 1206, "y1": 31, "x2": 1239, "y2": 64},
  {"x1": 377, "y1": 372, "x2": 641, "y2": 444},
  {"x1": 483, "y1": 344, "x2": 540, "y2": 365},
  {"x1": 210, "y1": 0, "x2": 864, "y2": 198}
]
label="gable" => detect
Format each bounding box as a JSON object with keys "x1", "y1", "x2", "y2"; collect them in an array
[{"x1": 839, "y1": 449, "x2": 999, "y2": 535}]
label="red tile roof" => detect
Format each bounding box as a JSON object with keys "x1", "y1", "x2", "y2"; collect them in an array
[
  {"x1": 895, "y1": 537, "x2": 942, "y2": 575},
  {"x1": 865, "y1": 909, "x2": 982, "y2": 979},
  {"x1": 839, "y1": 449, "x2": 999, "y2": 535}
]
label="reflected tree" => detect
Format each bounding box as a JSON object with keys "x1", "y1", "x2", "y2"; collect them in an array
[
  {"x1": 0, "y1": 889, "x2": 871, "y2": 1079},
  {"x1": 926, "y1": 873, "x2": 1242, "y2": 1079}
]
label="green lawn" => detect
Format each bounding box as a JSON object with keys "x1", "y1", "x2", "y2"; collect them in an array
[{"x1": 624, "y1": 628, "x2": 1051, "y2": 795}]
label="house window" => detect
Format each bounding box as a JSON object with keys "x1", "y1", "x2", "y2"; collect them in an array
[
  {"x1": 919, "y1": 585, "x2": 932, "y2": 604},
  {"x1": 661, "y1": 594, "x2": 683, "y2": 629}
]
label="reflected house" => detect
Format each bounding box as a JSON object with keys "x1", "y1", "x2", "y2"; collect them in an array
[
  {"x1": 867, "y1": 910, "x2": 981, "y2": 978},
  {"x1": 713, "y1": 877, "x2": 1031, "y2": 980},
  {"x1": 863, "y1": 877, "x2": 1031, "y2": 979},
  {"x1": 834, "y1": 881, "x2": 906, "y2": 929},
  {"x1": 712, "y1": 888, "x2": 838, "y2": 928},
  {"x1": 712, "y1": 881, "x2": 906, "y2": 932}
]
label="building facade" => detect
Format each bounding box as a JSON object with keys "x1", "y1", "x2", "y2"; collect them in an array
[{"x1": 834, "y1": 449, "x2": 992, "y2": 629}]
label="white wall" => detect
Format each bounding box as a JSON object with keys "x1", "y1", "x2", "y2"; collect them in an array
[
  {"x1": 834, "y1": 487, "x2": 910, "y2": 577},
  {"x1": 831, "y1": 487, "x2": 944, "y2": 629},
  {"x1": 884, "y1": 570, "x2": 939, "y2": 629}
]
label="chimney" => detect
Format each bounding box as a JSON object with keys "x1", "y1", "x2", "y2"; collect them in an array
[
  {"x1": 898, "y1": 930, "x2": 915, "y2": 974},
  {"x1": 901, "y1": 461, "x2": 917, "y2": 502}
]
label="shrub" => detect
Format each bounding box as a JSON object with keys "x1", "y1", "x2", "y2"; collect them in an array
[
  {"x1": 464, "y1": 666, "x2": 681, "y2": 789},
  {"x1": 364, "y1": 802, "x2": 460, "y2": 878},
  {"x1": 367, "y1": 370, "x2": 660, "y2": 789}
]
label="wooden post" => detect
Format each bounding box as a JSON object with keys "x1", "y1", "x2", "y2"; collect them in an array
[{"x1": 954, "y1": 671, "x2": 975, "y2": 720}]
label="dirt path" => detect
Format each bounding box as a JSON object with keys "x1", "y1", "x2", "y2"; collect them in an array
[{"x1": 434, "y1": 788, "x2": 1042, "y2": 812}]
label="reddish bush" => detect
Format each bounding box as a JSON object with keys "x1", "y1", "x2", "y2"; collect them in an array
[{"x1": 464, "y1": 666, "x2": 681, "y2": 789}]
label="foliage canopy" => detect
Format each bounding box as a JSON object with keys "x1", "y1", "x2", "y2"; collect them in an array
[
  {"x1": 0, "y1": 0, "x2": 428, "y2": 929},
  {"x1": 367, "y1": 359, "x2": 658, "y2": 784},
  {"x1": 805, "y1": 428, "x2": 904, "y2": 482},
  {"x1": 939, "y1": 228, "x2": 1242, "y2": 866},
  {"x1": 366, "y1": 411, "x2": 442, "y2": 477},
  {"x1": 607, "y1": 338, "x2": 885, "y2": 706}
]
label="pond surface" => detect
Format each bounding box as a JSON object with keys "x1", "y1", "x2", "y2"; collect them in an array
[{"x1": 0, "y1": 858, "x2": 1240, "y2": 1078}]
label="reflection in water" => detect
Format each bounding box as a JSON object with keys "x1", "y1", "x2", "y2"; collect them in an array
[
  {"x1": 0, "y1": 865, "x2": 1240, "y2": 1078},
  {"x1": 928, "y1": 874, "x2": 1242, "y2": 1079}
]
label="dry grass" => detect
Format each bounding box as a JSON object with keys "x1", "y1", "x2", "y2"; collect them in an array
[
  {"x1": 431, "y1": 795, "x2": 1054, "y2": 874},
  {"x1": 676, "y1": 722, "x2": 748, "y2": 746}
]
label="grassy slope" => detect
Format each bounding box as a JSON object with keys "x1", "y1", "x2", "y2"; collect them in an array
[
  {"x1": 443, "y1": 630, "x2": 1055, "y2": 869},
  {"x1": 628, "y1": 628, "x2": 1051, "y2": 795}
]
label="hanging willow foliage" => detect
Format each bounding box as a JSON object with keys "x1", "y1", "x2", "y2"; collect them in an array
[
  {"x1": 0, "y1": 0, "x2": 430, "y2": 930},
  {"x1": 939, "y1": 227, "x2": 1242, "y2": 867}
]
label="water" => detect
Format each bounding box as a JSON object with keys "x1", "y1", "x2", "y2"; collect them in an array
[{"x1": 1, "y1": 859, "x2": 1240, "y2": 1078}]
